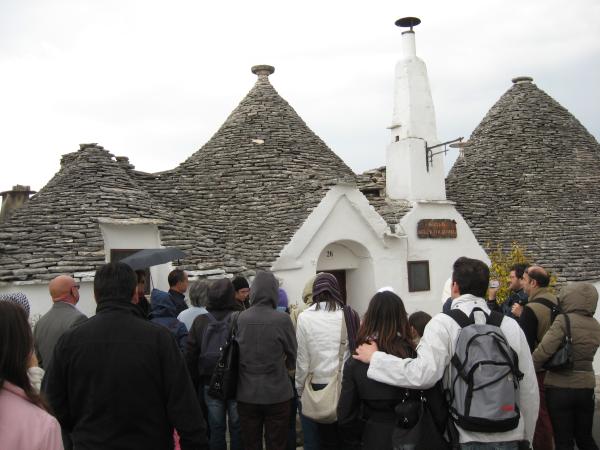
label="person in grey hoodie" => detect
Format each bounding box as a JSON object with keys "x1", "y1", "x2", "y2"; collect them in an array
[{"x1": 236, "y1": 271, "x2": 297, "y2": 450}]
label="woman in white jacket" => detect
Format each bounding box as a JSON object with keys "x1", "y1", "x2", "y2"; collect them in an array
[{"x1": 295, "y1": 272, "x2": 359, "y2": 450}]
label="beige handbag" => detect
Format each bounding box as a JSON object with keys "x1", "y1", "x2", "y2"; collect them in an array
[{"x1": 301, "y1": 315, "x2": 347, "y2": 424}]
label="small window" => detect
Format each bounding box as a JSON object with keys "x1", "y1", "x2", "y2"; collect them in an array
[{"x1": 407, "y1": 261, "x2": 430, "y2": 292}]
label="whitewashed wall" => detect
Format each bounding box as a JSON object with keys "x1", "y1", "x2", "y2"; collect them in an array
[
  {"x1": 0, "y1": 221, "x2": 174, "y2": 321},
  {"x1": 0, "y1": 281, "x2": 94, "y2": 323},
  {"x1": 272, "y1": 184, "x2": 406, "y2": 315},
  {"x1": 99, "y1": 221, "x2": 172, "y2": 293},
  {"x1": 398, "y1": 201, "x2": 490, "y2": 316}
]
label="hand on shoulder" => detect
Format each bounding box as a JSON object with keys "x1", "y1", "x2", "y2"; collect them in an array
[{"x1": 352, "y1": 341, "x2": 379, "y2": 364}]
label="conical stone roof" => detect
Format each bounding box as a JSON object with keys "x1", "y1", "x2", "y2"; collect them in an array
[
  {"x1": 0, "y1": 144, "x2": 222, "y2": 283},
  {"x1": 152, "y1": 65, "x2": 356, "y2": 269},
  {"x1": 446, "y1": 77, "x2": 600, "y2": 282}
]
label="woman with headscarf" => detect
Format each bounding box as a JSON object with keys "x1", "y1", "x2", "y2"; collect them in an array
[
  {"x1": 0, "y1": 301, "x2": 63, "y2": 449},
  {"x1": 295, "y1": 272, "x2": 360, "y2": 450}
]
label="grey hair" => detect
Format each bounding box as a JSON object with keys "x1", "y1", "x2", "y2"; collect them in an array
[{"x1": 189, "y1": 280, "x2": 210, "y2": 307}]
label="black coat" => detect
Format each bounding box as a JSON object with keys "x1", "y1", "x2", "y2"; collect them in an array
[
  {"x1": 338, "y1": 358, "x2": 420, "y2": 450},
  {"x1": 44, "y1": 299, "x2": 208, "y2": 450}
]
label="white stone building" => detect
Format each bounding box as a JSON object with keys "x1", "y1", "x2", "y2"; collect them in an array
[{"x1": 0, "y1": 22, "x2": 487, "y2": 319}]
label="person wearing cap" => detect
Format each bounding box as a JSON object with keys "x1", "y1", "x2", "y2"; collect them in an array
[
  {"x1": 295, "y1": 272, "x2": 359, "y2": 449},
  {"x1": 232, "y1": 276, "x2": 251, "y2": 309}
]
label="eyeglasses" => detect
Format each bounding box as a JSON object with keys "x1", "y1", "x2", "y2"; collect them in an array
[{"x1": 73, "y1": 284, "x2": 80, "y2": 289}]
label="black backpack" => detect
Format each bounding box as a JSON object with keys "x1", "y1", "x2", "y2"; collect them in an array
[{"x1": 197, "y1": 312, "x2": 233, "y2": 376}]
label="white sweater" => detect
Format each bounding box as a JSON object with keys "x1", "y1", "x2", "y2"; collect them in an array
[
  {"x1": 295, "y1": 303, "x2": 349, "y2": 397},
  {"x1": 367, "y1": 294, "x2": 539, "y2": 445}
]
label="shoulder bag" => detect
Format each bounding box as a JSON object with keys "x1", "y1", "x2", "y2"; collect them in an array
[
  {"x1": 543, "y1": 313, "x2": 574, "y2": 372},
  {"x1": 392, "y1": 392, "x2": 451, "y2": 450},
  {"x1": 208, "y1": 312, "x2": 240, "y2": 400},
  {"x1": 301, "y1": 311, "x2": 347, "y2": 424}
]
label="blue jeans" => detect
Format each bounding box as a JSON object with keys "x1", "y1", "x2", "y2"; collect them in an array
[
  {"x1": 460, "y1": 442, "x2": 520, "y2": 450},
  {"x1": 204, "y1": 386, "x2": 243, "y2": 450}
]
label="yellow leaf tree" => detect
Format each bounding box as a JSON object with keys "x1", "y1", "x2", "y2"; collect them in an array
[{"x1": 487, "y1": 242, "x2": 531, "y2": 304}]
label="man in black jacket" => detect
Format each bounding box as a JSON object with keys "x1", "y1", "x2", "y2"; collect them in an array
[{"x1": 44, "y1": 262, "x2": 208, "y2": 450}]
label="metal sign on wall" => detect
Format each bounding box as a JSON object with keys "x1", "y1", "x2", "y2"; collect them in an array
[{"x1": 417, "y1": 219, "x2": 457, "y2": 239}]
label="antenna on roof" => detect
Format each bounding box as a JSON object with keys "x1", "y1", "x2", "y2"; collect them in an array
[{"x1": 395, "y1": 17, "x2": 421, "y2": 31}]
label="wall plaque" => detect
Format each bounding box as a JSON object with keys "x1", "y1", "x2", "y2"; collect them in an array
[{"x1": 417, "y1": 219, "x2": 457, "y2": 239}]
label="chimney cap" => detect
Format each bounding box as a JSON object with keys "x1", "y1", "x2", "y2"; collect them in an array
[
  {"x1": 251, "y1": 65, "x2": 275, "y2": 77},
  {"x1": 512, "y1": 76, "x2": 534, "y2": 84},
  {"x1": 395, "y1": 17, "x2": 421, "y2": 31},
  {"x1": 0, "y1": 185, "x2": 36, "y2": 197}
]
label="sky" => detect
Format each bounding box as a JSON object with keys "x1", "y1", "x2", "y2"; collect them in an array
[{"x1": 1, "y1": 0, "x2": 599, "y2": 192}]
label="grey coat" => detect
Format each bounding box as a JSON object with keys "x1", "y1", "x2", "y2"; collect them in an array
[
  {"x1": 236, "y1": 272, "x2": 297, "y2": 404},
  {"x1": 34, "y1": 301, "x2": 87, "y2": 369}
]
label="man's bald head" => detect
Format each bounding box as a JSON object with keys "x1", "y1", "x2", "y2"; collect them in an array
[
  {"x1": 49, "y1": 275, "x2": 80, "y2": 304},
  {"x1": 522, "y1": 265, "x2": 550, "y2": 296}
]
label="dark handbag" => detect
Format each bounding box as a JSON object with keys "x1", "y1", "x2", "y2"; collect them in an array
[
  {"x1": 208, "y1": 312, "x2": 240, "y2": 400},
  {"x1": 543, "y1": 313, "x2": 574, "y2": 371},
  {"x1": 392, "y1": 394, "x2": 450, "y2": 450}
]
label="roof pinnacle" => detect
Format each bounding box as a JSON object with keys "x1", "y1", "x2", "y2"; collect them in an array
[{"x1": 251, "y1": 65, "x2": 275, "y2": 78}]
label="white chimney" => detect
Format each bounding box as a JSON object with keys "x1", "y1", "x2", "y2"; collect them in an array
[{"x1": 386, "y1": 17, "x2": 446, "y2": 201}]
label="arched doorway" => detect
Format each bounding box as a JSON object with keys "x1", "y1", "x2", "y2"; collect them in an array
[{"x1": 316, "y1": 240, "x2": 375, "y2": 313}]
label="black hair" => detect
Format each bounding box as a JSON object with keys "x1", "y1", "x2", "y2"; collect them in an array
[
  {"x1": 409, "y1": 311, "x2": 432, "y2": 338},
  {"x1": 452, "y1": 257, "x2": 489, "y2": 298},
  {"x1": 231, "y1": 276, "x2": 250, "y2": 292},
  {"x1": 356, "y1": 291, "x2": 414, "y2": 358},
  {"x1": 313, "y1": 292, "x2": 343, "y2": 311},
  {"x1": 94, "y1": 262, "x2": 137, "y2": 303},
  {"x1": 0, "y1": 302, "x2": 49, "y2": 412},
  {"x1": 510, "y1": 263, "x2": 529, "y2": 279},
  {"x1": 526, "y1": 266, "x2": 550, "y2": 288},
  {"x1": 168, "y1": 269, "x2": 187, "y2": 287}
]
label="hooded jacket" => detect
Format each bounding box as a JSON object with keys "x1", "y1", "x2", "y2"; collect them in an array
[
  {"x1": 532, "y1": 283, "x2": 600, "y2": 389},
  {"x1": 150, "y1": 289, "x2": 188, "y2": 351},
  {"x1": 235, "y1": 272, "x2": 297, "y2": 404},
  {"x1": 185, "y1": 279, "x2": 243, "y2": 387}
]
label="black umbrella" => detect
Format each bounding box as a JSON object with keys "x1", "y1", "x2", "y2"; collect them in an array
[{"x1": 120, "y1": 248, "x2": 187, "y2": 271}]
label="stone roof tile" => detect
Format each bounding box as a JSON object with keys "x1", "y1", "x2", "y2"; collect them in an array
[
  {"x1": 0, "y1": 145, "x2": 223, "y2": 282},
  {"x1": 446, "y1": 79, "x2": 600, "y2": 283}
]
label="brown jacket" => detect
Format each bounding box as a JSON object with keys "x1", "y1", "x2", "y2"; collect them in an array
[{"x1": 532, "y1": 282, "x2": 600, "y2": 389}]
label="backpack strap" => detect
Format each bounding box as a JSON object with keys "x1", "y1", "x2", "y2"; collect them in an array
[
  {"x1": 486, "y1": 310, "x2": 504, "y2": 327},
  {"x1": 445, "y1": 308, "x2": 473, "y2": 328},
  {"x1": 205, "y1": 312, "x2": 217, "y2": 323},
  {"x1": 530, "y1": 298, "x2": 558, "y2": 311}
]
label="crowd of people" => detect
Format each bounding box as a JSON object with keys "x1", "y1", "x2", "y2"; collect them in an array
[{"x1": 0, "y1": 257, "x2": 599, "y2": 450}]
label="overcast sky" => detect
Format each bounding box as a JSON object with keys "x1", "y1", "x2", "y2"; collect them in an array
[{"x1": 1, "y1": 0, "x2": 599, "y2": 192}]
